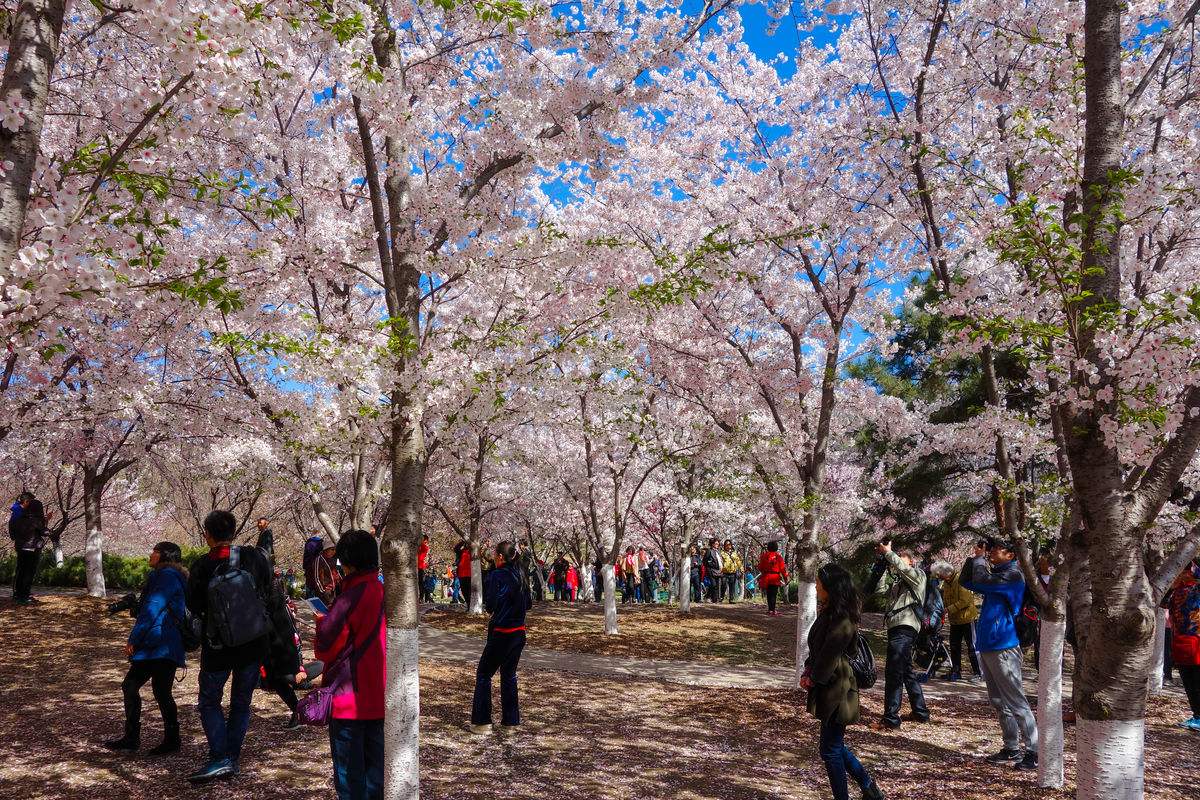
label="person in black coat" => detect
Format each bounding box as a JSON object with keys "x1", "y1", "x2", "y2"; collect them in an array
[
  {"x1": 9, "y1": 492, "x2": 48, "y2": 605},
  {"x1": 470, "y1": 540, "x2": 532, "y2": 734}
]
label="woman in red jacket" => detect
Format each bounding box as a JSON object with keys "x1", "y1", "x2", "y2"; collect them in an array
[
  {"x1": 1166, "y1": 560, "x2": 1200, "y2": 728},
  {"x1": 315, "y1": 530, "x2": 387, "y2": 800},
  {"x1": 759, "y1": 540, "x2": 789, "y2": 616}
]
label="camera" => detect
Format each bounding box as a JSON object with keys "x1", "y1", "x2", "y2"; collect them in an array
[{"x1": 107, "y1": 593, "x2": 138, "y2": 616}]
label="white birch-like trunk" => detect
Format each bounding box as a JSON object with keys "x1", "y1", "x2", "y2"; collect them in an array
[
  {"x1": 468, "y1": 557, "x2": 483, "y2": 614},
  {"x1": 384, "y1": 627, "x2": 420, "y2": 800},
  {"x1": 1148, "y1": 608, "x2": 1166, "y2": 694},
  {"x1": 736, "y1": 572, "x2": 745, "y2": 601},
  {"x1": 1036, "y1": 617, "x2": 1066, "y2": 789},
  {"x1": 1076, "y1": 718, "x2": 1144, "y2": 800},
  {"x1": 793, "y1": 579, "x2": 817, "y2": 687},
  {"x1": 52, "y1": 543, "x2": 63, "y2": 568},
  {"x1": 579, "y1": 563, "x2": 594, "y2": 602},
  {"x1": 83, "y1": 488, "x2": 105, "y2": 597},
  {"x1": 602, "y1": 566, "x2": 618, "y2": 635},
  {"x1": 679, "y1": 554, "x2": 691, "y2": 614}
]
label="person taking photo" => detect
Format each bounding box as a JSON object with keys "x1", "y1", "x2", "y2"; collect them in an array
[
  {"x1": 103, "y1": 541, "x2": 189, "y2": 755},
  {"x1": 871, "y1": 539, "x2": 930, "y2": 729},
  {"x1": 471, "y1": 540, "x2": 532, "y2": 734},
  {"x1": 960, "y1": 537, "x2": 1038, "y2": 770}
]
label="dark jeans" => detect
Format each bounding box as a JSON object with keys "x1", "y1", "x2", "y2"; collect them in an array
[
  {"x1": 690, "y1": 572, "x2": 702, "y2": 602},
  {"x1": 883, "y1": 626, "x2": 928, "y2": 726},
  {"x1": 198, "y1": 662, "x2": 260, "y2": 763},
  {"x1": 123, "y1": 658, "x2": 178, "y2": 731},
  {"x1": 641, "y1": 569, "x2": 656, "y2": 603},
  {"x1": 766, "y1": 585, "x2": 779, "y2": 613},
  {"x1": 472, "y1": 630, "x2": 526, "y2": 726},
  {"x1": 594, "y1": 576, "x2": 603, "y2": 603},
  {"x1": 725, "y1": 574, "x2": 736, "y2": 602},
  {"x1": 1164, "y1": 629, "x2": 1173, "y2": 681},
  {"x1": 707, "y1": 577, "x2": 720, "y2": 603},
  {"x1": 819, "y1": 718, "x2": 872, "y2": 800},
  {"x1": 417, "y1": 569, "x2": 427, "y2": 602},
  {"x1": 329, "y1": 718, "x2": 384, "y2": 800},
  {"x1": 12, "y1": 548, "x2": 40, "y2": 601},
  {"x1": 461, "y1": 578, "x2": 472, "y2": 609},
  {"x1": 949, "y1": 623, "x2": 981, "y2": 676},
  {"x1": 1179, "y1": 665, "x2": 1200, "y2": 717}
]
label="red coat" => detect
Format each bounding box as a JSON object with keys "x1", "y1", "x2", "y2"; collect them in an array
[
  {"x1": 457, "y1": 546, "x2": 472, "y2": 579},
  {"x1": 1168, "y1": 571, "x2": 1200, "y2": 667},
  {"x1": 758, "y1": 551, "x2": 788, "y2": 588},
  {"x1": 314, "y1": 571, "x2": 387, "y2": 720},
  {"x1": 417, "y1": 540, "x2": 429, "y2": 570}
]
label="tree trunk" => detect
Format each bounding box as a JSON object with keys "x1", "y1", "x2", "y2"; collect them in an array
[
  {"x1": 602, "y1": 566, "x2": 618, "y2": 635},
  {"x1": 1072, "y1": 2, "x2": 1154, "y2": 797},
  {"x1": 0, "y1": 0, "x2": 66, "y2": 271},
  {"x1": 678, "y1": 552, "x2": 691, "y2": 614},
  {"x1": 468, "y1": 553, "x2": 484, "y2": 614},
  {"x1": 579, "y1": 562, "x2": 594, "y2": 603},
  {"x1": 380, "y1": 399, "x2": 424, "y2": 800},
  {"x1": 1147, "y1": 608, "x2": 1165, "y2": 694},
  {"x1": 1036, "y1": 616, "x2": 1066, "y2": 789},
  {"x1": 82, "y1": 469, "x2": 105, "y2": 597},
  {"x1": 793, "y1": 580, "x2": 817, "y2": 687}
]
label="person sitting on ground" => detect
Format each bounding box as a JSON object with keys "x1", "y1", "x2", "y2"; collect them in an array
[
  {"x1": 186, "y1": 510, "x2": 295, "y2": 783},
  {"x1": 960, "y1": 537, "x2": 1038, "y2": 771},
  {"x1": 941, "y1": 559, "x2": 982, "y2": 682},
  {"x1": 471, "y1": 540, "x2": 532, "y2": 735},
  {"x1": 759, "y1": 541, "x2": 789, "y2": 616},
  {"x1": 314, "y1": 529, "x2": 387, "y2": 800},
  {"x1": 802, "y1": 563, "x2": 886, "y2": 800},
  {"x1": 871, "y1": 539, "x2": 929, "y2": 729},
  {"x1": 103, "y1": 541, "x2": 189, "y2": 755},
  {"x1": 1165, "y1": 559, "x2": 1200, "y2": 729}
]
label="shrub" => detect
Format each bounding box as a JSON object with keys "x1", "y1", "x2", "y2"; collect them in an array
[{"x1": 0, "y1": 548, "x2": 207, "y2": 592}]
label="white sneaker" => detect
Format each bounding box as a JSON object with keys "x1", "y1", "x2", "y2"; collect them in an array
[{"x1": 470, "y1": 723, "x2": 494, "y2": 735}]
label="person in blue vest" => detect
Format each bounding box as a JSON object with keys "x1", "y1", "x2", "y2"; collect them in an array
[
  {"x1": 103, "y1": 541, "x2": 188, "y2": 755},
  {"x1": 960, "y1": 537, "x2": 1038, "y2": 771}
]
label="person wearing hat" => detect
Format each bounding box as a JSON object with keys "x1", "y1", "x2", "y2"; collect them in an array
[{"x1": 960, "y1": 537, "x2": 1038, "y2": 771}]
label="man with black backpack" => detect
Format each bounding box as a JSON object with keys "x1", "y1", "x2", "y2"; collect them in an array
[
  {"x1": 869, "y1": 539, "x2": 930, "y2": 730},
  {"x1": 186, "y1": 510, "x2": 294, "y2": 783},
  {"x1": 960, "y1": 537, "x2": 1038, "y2": 771}
]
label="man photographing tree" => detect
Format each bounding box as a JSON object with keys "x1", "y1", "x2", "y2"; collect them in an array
[
  {"x1": 871, "y1": 538, "x2": 930, "y2": 730},
  {"x1": 961, "y1": 537, "x2": 1038, "y2": 771}
]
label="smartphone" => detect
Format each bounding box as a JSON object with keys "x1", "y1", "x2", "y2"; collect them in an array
[{"x1": 305, "y1": 597, "x2": 329, "y2": 615}]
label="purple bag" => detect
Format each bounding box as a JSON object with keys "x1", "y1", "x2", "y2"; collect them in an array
[{"x1": 296, "y1": 600, "x2": 384, "y2": 727}]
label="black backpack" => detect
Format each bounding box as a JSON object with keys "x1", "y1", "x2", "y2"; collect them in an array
[
  {"x1": 848, "y1": 633, "x2": 877, "y2": 689},
  {"x1": 1013, "y1": 588, "x2": 1040, "y2": 648},
  {"x1": 206, "y1": 547, "x2": 271, "y2": 649}
]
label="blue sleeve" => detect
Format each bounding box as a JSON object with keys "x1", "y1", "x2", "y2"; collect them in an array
[
  {"x1": 129, "y1": 574, "x2": 165, "y2": 647},
  {"x1": 962, "y1": 556, "x2": 1023, "y2": 598}
]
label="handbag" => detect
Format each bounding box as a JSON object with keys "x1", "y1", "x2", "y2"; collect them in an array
[{"x1": 297, "y1": 599, "x2": 384, "y2": 726}]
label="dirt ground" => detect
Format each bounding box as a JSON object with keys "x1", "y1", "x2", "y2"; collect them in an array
[
  {"x1": 1, "y1": 593, "x2": 1197, "y2": 799},
  {"x1": 424, "y1": 599, "x2": 806, "y2": 666}
]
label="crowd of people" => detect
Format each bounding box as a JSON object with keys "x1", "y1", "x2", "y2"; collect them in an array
[{"x1": 9, "y1": 489, "x2": 1200, "y2": 800}]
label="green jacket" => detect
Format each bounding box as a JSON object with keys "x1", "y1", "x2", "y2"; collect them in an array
[
  {"x1": 804, "y1": 611, "x2": 860, "y2": 725},
  {"x1": 877, "y1": 550, "x2": 926, "y2": 632},
  {"x1": 942, "y1": 574, "x2": 979, "y2": 626}
]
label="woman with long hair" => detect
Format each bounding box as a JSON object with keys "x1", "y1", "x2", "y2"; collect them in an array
[{"x1": 802, "y1": 563, "x2": 885, "y2": 800}]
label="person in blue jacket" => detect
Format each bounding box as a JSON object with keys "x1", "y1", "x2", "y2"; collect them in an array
[
  {"x1": 470, "y1": 540, "x2": 532, "y2": 734},
  {"x1": 960, "y1": 537, "x2": 1038, "y2": 771},
  {"x1": 104, "y1": 541, "x2": 188, "y2": 755}
]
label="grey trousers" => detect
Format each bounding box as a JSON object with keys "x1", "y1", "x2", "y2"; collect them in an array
[{"x1": 979, "y1": 647, "x2": 1038, "y2": 751}]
